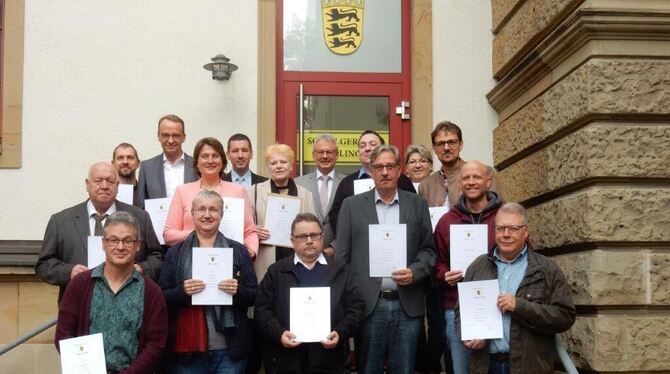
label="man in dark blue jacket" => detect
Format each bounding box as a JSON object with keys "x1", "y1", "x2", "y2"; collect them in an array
[{"x1": 255, "y1": 213, "x2": 364, "y2": 373}]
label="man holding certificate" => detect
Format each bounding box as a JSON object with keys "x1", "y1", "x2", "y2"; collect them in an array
[
  {"x1": 159, "y1": 190, "x2": 257, "y2": 373},
  {"x1": 36, "y1": 161, "x2": 163, "y2": 302},
  {"x1": 458, "y1": 203, "x2": 576, "y2": 374},
  {"x1": 255, "y1": 213, "x2": 364, "y2": 373},
  {"x1": 433, "y1": 160, "x2": 502, "y2": 374},
  {"x1": 334, "y1": 145, "x2": 436, "y2": 374},
  {"x1": 55, "y1": 211, "x2": 168, "y2": 374}
]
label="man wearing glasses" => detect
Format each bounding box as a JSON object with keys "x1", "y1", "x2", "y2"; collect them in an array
[
  {"x1": 418, "y1": 121, "x2": 500, "y2": 210},
  {"x1": 335, "y1": 145, "x2": 436, "y2": 374},
  {"x1": 36, "y1": 162, "x2": 163, "y2": 302},
  {"x1": 255, "y1": 213, "x2": 364, "y2": 372},
  {"x1": 295, "y1": 134, "x2": 345, "y2": 256},
  {"x1": 458, "y1": 203, "x2": 576, "y2": 374},
  {"x1": 56, "y1": 211, "x2": 168, "y2": 373},
  {"x1": 136, "y1": 114, "x2": 197, "y2": 208}
]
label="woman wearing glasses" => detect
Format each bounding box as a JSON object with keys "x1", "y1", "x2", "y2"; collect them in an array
[
  {"x1": 404, "y1": 144, "x2": 434, "y2": 191},
  {"x1": 248, "y1": 144, "x2": 315, "y2": 282},
  {"x1": 164, "y1": 137, "x2": 259, "y2": 259}
]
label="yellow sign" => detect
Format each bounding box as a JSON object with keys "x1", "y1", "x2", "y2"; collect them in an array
[
  {"x1": 321, "y1": 0, "x2": 364, "y2": 55},
  {"x1": 300, "y1": 130, "x2": 389, "y2": 165}
]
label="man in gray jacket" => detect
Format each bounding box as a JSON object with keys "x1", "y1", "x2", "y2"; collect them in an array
[{"x1": 459, "y1": 203, "x2": 576, "y2": 374}]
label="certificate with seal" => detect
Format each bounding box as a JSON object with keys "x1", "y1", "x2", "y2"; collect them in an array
[
  {"x1": 218, "y1": 197, "x2": 244, "y2": 244},
  {"x1": 192, "y1": 247, "x2": 233, "y2": 305},
  {"x1": 429, "y1": 206, "x2": 450, "y2": 232},
  {"x1": 368, "y1": 224, "x2": 407, "y2": 277},
  {"x1": 458, "y1": 280, "x2": 503, "y2": 340},
  {"x1": 262, "y1": 194, "x2": 301, "y2": 248},
  {"x1": 117, "y1": 184, "x2": 134, "y2": 205},
  {"x1": 353, "y1": 178, "x2": 375, "y2": 195},
  {"x1": 290, "y1": 287, "x2": 330, "y2": 343},
  {"x1": 450, "y1": 224, "x2": 488, "y2": 275},
  {"x1": 144, "y1": 198, "x2": 171, "y2": 245},
  {"x1": 87, "y1": 236, "x2": 104, "y2": 268},
  {"x1": 59, "y1": 333, "x2": 107, "y2": 374}
]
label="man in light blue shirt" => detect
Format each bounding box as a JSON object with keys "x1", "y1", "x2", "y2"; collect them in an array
[
  {"x1": 459, "y1": 203, "x2": 576, "y2": 374},
  {"x1": 223, "y1": 133, "x2": 268, "y2": 187}
]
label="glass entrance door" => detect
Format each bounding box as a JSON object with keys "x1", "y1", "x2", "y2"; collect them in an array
[{"x1": 280, "y1": 81, "x2": 406, "y2": 175}]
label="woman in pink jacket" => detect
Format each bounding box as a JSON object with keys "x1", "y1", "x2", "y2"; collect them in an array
[{"x1": 164, "y1": 137, "x2": 259, "y2": 258}]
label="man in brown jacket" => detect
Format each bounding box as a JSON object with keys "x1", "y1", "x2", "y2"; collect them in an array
[{"x1": 458, "y1": 203, "x2": 576, "y2": 374}]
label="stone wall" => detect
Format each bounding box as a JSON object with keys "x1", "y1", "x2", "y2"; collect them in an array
[{"x1": 489, "y1": 0, "x2": 670, "y2": 372}]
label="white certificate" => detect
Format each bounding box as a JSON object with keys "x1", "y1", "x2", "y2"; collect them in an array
[
  {"x1": 450, "y1": 224, "x2": 488, "y2": 275},
  {"x1": 368, "y1": 224, "x2": 407, "y2": 277},
  {"x1": 262, "y1": 194, "x2": 301, "y2": 248},
  {"x1": 218, "y1": 197, "x2": 244, "y2": 244},
  {"x1": 144, "y1": 198, "x2": 171, "y2": 245},
  {"x1": 87, "y1": 236, "x2": 105, "y2": 269},
  {"x1": 290, "y1": 287, "x2": 330, "y2": 343},
  {"x1": 457, "y1": 280, "x2": 503, "y2": 340},
  {"x1": 429, "y1": 206, "x2": 450, "y2": 232},
  {"x1": 59, "y1": 332, "x2": 107, "y2": 374},
  {"x1": 192, "y1": 247, "x2": 233, "y2": 305},
  {"x1": 117, "y1": 184, "x2": 134, "y2": 205},
  {"x1": 353, "y1": 179, "x2": 375, "y2": 195}
]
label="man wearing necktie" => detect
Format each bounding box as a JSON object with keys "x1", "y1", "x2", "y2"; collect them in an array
[{"x1": 36, "y1": 161, "x2": 163, "y2": 302}]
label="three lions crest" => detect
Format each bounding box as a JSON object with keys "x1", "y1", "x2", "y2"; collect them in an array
[{"x1": 322, "y1": 0, "x2": 364, "y2": 55}]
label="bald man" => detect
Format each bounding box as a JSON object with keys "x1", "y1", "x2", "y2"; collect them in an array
[
  {"x1": 36, "y1": 162, "x2": 163, "y2": 302},
  {"x1": 433, "y1": 161, "x2": 503, "y2": 374}
]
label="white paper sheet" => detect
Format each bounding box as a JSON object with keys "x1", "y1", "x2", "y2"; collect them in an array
[
  {"x1": 449, "y1": 224, "x2": 488, "y2": 275},
  {"x1": 353, "y1": 179, "x2": 375, "y2": 195},
  {"x1": 192, "y1": 247, "x2": 234, "y2": 305},
  {"x1": 59, "y1": 333, "x2": 107, "y2": 374},
  {"x1": 290, "y1": 287, "x2": 331, "y2": 343},
  {"x1": 144, "y1": 198, "x2": 171, "y2": 245},
  {"x1": 429, "y1": 206, "x2": 450, "y2": 232},
  {"x1": 87, "y1": 236, "x2": 105, "y2": 269},
  {"x1": 368, "y1": 224, "x2": 407, "y2": 277},
  {"x1": 218, "y1": 197, "x2": 244, "y2": 244},
  {"x1": 117, "y1": 184, "x2": 134, "y2": 205},
  {"x1": 457, "y1": 279, "x2": 503, "y2": 340},
  {"x1": 262, "y1": 194, "x2": 301, "y2": 248}
]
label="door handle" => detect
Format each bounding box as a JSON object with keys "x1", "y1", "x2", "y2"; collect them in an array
[{"x1": 395, "y1": 101, "x2": 410, "y2": 120}]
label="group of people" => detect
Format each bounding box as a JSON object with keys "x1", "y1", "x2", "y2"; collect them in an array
[{"x1": 36, "y1": 114, "x2": 576, "y2": 374}]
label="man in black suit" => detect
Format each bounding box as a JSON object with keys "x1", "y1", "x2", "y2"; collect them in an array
[
  {"x1": 328, "y1": 130, "x2": 416, "y2": 239},
  {"x1": 36, "y1": 162, "x2": 163, "y2": 301},
  {"x1": 223, "y1": 133, "x2": 268, "y2": 187},
  {"x1": 136, "y1": 114, "x2": 197, "y2": 208}
]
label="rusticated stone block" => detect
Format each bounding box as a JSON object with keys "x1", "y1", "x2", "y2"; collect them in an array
[
  {"x1": 528, "y1": 187, "x2": 670, "y2": 249},
  {"x1": 493, "y1": 0, "x2": 579, "y2": 77},
  {"x1": 650, "y1": 253, "x2": 670, "y2": 304},
  {"x1": 553, "y1": 250, "x2": 648, "y2": 306},
  {"x1": 563, "y1": 315, "x2": 670, "y2": 371},
  {"x1": 498, "y1": 123, "x2": 670, "y2": 202},
  {"x1": 491, "y1": 0, "x2": 524, "y2": 31},
  {"x1": 494, "y1": 59, "x2": 670, "y2": 165}
]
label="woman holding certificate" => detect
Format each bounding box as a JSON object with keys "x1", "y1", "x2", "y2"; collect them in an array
[
  {"x1": 164, "y1": 137, "x2": 259, "y2": 259},
  {"x1": 159, "y1": 190, "x2": 257, "y2": 373},
  {"x1": 248, "y1": 144, "x2": 315, "y2": 281}
]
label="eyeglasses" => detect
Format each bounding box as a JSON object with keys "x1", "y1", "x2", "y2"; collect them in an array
[
  {"x1": 193, "y1": 207, "x2": 221, "y2": 216},
  {"x1": 103, "y1": 238, "x2": 138, "y2": 247},
  {"x1": 494, "y1": 225, "x2": 526, "y2": 233},
  {"x1": 292, "y1": 232, "x2": 323, "y2": 242},
  {"x1": 407, "y1": 159, "x2": 430, "y2": 166},
  {"x1": 160, "y1": 133, "x2": 183, "y2": 141},
  {"x1": 433, "y1": 140, "x2": 461, "y2": 149},
  {"x1": 371, "y1": 163, "x2": 398, "y2": 172},
  {"x1": 313, "y1": 150, "x2": 337, "y2": 157}
]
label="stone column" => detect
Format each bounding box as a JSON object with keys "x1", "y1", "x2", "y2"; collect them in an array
[{"x1": 488, "y1": 0, "x2": 670, "y2": 372}]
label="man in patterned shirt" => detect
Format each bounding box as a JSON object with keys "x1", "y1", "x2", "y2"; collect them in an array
[{"x1": 55, "y1": 211, "x2": 167, "y2": 373}]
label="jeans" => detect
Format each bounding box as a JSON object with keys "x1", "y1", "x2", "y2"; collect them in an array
[
  {"x1": 170, "y1": 349, "x2": 246, "y2": 374},
  {"x1": 444, "y1": 310, "x2": 472, "y2": 374},
  {"x1": 488, "y1": 359, "x2": 510, "y2": 374},
  {"x1": 358, "y1": 298, "x2": 422, "y2": 374}
]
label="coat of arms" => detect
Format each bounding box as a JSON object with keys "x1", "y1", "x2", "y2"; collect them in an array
[{"x1": 322, "y1": 0, "x2": 364, "y2": 55}]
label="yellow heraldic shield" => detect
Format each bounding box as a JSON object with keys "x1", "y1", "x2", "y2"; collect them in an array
[{"x1": 322, "y1": 0, "x2": 364, "y2": 55}]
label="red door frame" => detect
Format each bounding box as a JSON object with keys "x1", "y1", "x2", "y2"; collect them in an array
[{"x1": 276, "y1": 0, "x2": 413, "y2": 155}]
